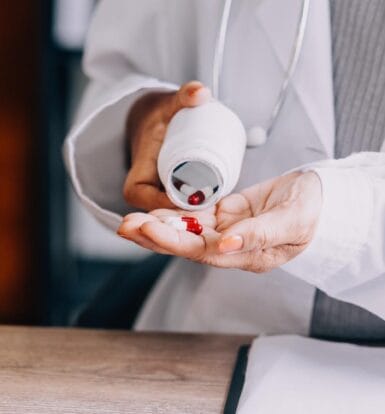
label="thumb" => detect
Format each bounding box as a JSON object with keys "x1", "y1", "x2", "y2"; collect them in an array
[
  {"x1": 217, "y1": 210, "x2": 293, "y2": 254},
  {"x1": 165, "y1": 81, "x2": 211, "y2": 120}
]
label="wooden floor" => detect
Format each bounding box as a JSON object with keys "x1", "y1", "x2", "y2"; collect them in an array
[{"x1": 0, "y1": 326, "x2": 251, "y2": 413}]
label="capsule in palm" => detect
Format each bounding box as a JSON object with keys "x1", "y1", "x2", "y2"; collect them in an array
[{"x1": 161, "y1": 216, "x2": 203, "y2": 235}]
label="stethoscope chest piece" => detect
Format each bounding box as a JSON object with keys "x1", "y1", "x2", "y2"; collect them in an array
[
  {"x1": 247, "y1": 126, "x2": 268, "y2": 147},
  {"x1": 214, "y1": 0, "x2": 309, "y2": 148}
]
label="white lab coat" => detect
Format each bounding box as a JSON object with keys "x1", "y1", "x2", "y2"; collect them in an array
[{"x1": 64, "y1": 0, "x2": 385, "y2": 335}]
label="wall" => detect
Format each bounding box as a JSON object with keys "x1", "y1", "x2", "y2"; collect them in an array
[{"x1": 0, "y1": 2, "x2": 41, "y2": 322}]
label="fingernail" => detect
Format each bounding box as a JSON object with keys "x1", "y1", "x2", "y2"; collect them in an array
[
  {"x1": 188, "y1": 86, "x2": 201, "y2": 97},
  {"x1": 116, "y1": 224, "x2": 126, "y2": 236},
  {"x1": 218, "y1": 235, "x2": 243, "y2": 253}
]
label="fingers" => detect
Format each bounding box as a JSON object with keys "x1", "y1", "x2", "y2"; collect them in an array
[
  {"x1": 210, "y1": 243, "x2": 305, "y2": 273},
  {"x1": 118, "y1": 211, "x2": 220, "y2": 259},
  {"x1": 142, "y1": 208, "x2": 219, "y2": 258},
  {"x1": 124, "y1": 166, "x2": 175, "y2": 211},
  {"x1": 177, "y1": 81, "x2": 212, "y2": 107},
  {"x1": 165, "y1": 81, "x2": 211, "y2": 120},
  {"x1": 249, "y1": 244, "x2": 306, "y2": 272},
  {"x1": 124, "y1": 81, "x2": 211, "y2": 212},
  {"x1": 117, "y1": 213, "x2": 173, "y2": 254},
  {"x1": 117, "y1": 209, "x2": 303, "y2": 272},
  {"x1": 216, "y1": 193, "x2": 252, "y2": 232},
  {"x1": 240, "y1": 179, "x2": 275, "y2": 215},
  {"x1": 124, "y1": 183, "x2": 175, "y2": 211},
  {"x1": 124, "y1": 133, "x2": 175, "y2": 210},
  {"x1": 150, "y1": 207, "x2": 217, "y2": 228},
  {"x1": 217, "y1": 209, "x2": 297, "y2": 254},
  {"x1": 139, "y1": 221, "x2": 220, "y2": 260},
  {"x1": 140, "y1": 221, "x2": 201, "y2": 257}
]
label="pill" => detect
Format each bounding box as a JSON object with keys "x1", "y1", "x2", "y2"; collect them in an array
[
  {"x1": 192, "y1": 223, "x2": 203, "y2": 235},
  {"x1": 188, "y1": 185, "x2": 218, "y2": 205},
  {"x1": 180, "y1": 184, "x2": 196, "y2": 196},
  {"x1": 188, "y1": 190, "x2": 205, "y2": 205},
  {"x1": 173, "y1": 178, "x2": 196, "y2": 196},
  {"x1": 181, "y1": 216, "x2": 198, "y2": 224},
  {"x1": 161, "y1": 216, "x2": 203, "y2": 235},
  {"x1": 190, "y1": 223, "x2": 203, "y2": 235}
]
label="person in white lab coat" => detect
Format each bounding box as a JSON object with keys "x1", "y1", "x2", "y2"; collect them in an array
[{"x1": 64, "y1": 0, "x2": 385, "y2": 339}]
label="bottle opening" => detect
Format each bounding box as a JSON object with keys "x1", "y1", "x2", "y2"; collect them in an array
[{"x1": 171, "y1": 161, "x2": 220, "y2": 207}]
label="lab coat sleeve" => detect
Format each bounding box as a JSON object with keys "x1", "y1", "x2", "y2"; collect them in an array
[
  {"x1": 63, "y1": 0, "x2": 178, "y2": 231},
  {"x1": 281, "y1": 151, "x2": 385, "y2": 319}
]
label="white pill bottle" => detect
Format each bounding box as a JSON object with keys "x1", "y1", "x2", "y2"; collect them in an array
[{"x1": 158, "y1": 100, "x2": 247, "y2": 210}]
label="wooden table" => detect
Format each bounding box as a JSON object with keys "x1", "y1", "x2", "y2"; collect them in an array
[{"x1": 0, "y1": 326, "x2": 251, "y2": 413}]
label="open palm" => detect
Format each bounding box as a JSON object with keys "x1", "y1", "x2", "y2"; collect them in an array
[{"x1": 118, "y1": 172, "x2": 322, "y2": 273}]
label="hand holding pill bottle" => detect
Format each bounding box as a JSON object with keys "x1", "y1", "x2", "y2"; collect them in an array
[
  {"x1": 158, "y1": 100, "x2": 247, "y2": 210},
  {"x1": 123, "y1": 81, "x2": 212, "y2": 211}
]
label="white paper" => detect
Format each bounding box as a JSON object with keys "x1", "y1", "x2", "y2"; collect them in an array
[{"x1": 237, "y1": 335, "x2": 385, "y2": 414}]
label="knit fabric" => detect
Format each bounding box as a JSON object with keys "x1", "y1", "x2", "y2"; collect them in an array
[{"x1": 311, "y1": 0, "x2": 385, "y2": 342}]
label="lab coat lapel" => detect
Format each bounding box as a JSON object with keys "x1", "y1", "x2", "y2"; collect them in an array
[{"x1": 256, "y1": 0, "x2": 335, "y2": 157}]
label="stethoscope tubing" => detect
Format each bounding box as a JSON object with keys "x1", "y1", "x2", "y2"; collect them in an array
[{"x1": 212, "y1": 0, "x2": 310, "y2": 139}]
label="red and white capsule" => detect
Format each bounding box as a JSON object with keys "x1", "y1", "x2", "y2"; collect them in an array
[
  {"x1": 173, "y1": 179, "x2": 196, "y2": 196},
  {"x1": 187, "y1": 186, "x2": 215, "y2": 205},
  {"x1": 161, "y1": 216, "x2": 203, "y2": 235},
  {"x1": 201, "y1": 186, "x2": 214, "y2": 198},
  {"x1": 180, "y1": 183, "x2": 196, "y2": 196},
  {"x1": 188, "y1": 190, "x2": 205, "y2": 205}
]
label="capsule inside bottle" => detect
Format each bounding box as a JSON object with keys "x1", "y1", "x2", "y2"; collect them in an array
[{"x1": 171, "y1": 161, "x2": 220, "y2": 207}]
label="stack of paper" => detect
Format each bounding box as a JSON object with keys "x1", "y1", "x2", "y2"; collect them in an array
[{"x1": 238, "y1": 335, "x2": 385, "y2": 414}]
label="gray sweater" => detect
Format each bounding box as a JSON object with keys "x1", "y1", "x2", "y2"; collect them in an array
[{"x1": 311, "y1": 0, "x2": 385, "y2": 342}]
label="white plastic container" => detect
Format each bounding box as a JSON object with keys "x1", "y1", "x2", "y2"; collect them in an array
[{"x1": 158, "y1": 101, "x2": 247, "y2": 210}]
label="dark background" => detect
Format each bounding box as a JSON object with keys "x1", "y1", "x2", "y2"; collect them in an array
[
  {"x1": 0, "y1": 0, "x2": 43, "y2": 323},
  {"x1": 0, "y1": 0, "x2": 149, "y2": 326}
]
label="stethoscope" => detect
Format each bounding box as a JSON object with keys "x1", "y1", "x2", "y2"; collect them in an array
[{"x1": 212, "y1": 0, "x2": 310, "y2": 147}]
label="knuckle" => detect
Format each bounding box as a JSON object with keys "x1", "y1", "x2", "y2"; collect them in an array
[
  {"x1": 191, "y1": 252, "x2": 207, "y2": 263},
  {"x1": 207, "y1": 255, "x2": 227, "y2": 269},
  {"x1": 261, "y1": 249, "x2": 281, "y2": 272},
  {"x1": 151, "y1": 123, "x2": 166, "y2": 139},
  {"x1": 242, "y1": 252, "x2": 258, "y2": 272},
  {"x1": 123, "y1": 182, "x2": 144, "y2": 209},
  {"x1": 250, "y1": 223, "x2": 267, "y2": 249},
  {"x1": 242, "y1": 251, "x2": 272, "y2": 273},
  {"x1": 123, "y1": 180, "x2": 135, "y2": 203}
]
